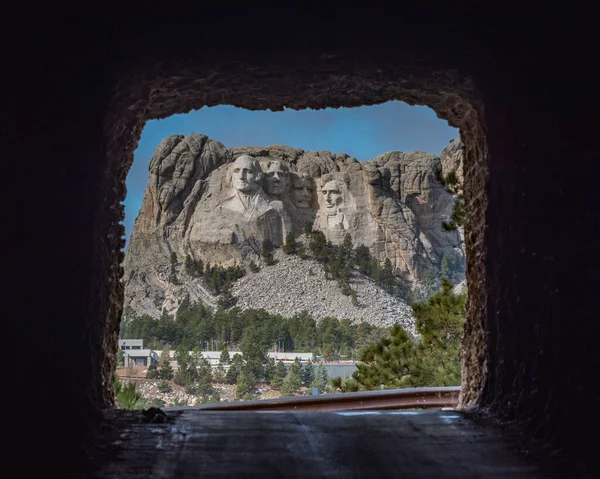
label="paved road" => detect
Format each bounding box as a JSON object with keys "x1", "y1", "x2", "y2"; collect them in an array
[{"x1": 88, "y1": 409, "x2": 556, "y2": 478}]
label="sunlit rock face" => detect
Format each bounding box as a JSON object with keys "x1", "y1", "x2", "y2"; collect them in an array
[{"x1": 124, "y1": 134, "x2": 465, "y2": 318}]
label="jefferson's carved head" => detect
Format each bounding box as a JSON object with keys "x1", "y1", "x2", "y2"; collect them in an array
[
  {"x1": 231, "y1": 155, "x2": 263, "y2": 194},
  {"x1": 321, "y1": 180, "x2": 344, "y2": 216},
  {"x1": 264, "y1": 161, "x2": 289, "y2": 198},
  {"x1": 292, "y1": 174, "x2": 316, "y2": 209}
]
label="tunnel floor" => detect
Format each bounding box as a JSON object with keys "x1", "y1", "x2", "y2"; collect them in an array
[{"x1": 85, "y1": 409, "x2": 555, "y2": 478}]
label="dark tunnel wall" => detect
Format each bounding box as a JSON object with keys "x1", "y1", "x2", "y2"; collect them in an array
[{"x1": 7, "y1": 5, "x2": 598, "y2": 471}]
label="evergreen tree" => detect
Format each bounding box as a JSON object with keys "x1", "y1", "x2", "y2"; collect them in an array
[
  {"x1": 236, "y1": 366, "x2": 258, "y2": 400},
  {"x1": 219, "y1": 345, "x2": 231, "y2": 365},
  {"x1": 194, "y1": 353, "x2": 218, "y2": 402},
  {"x1": 336, "y1": 278, "x2": 465, "y2": 391},
  {"x1": 282, "y1": 232, "x2": 297, "y2": 254},
  {"x1": 313, "y1": 363, "x2": 329, "y2": 393},
  {"x1": 270, "y1": 360, "x2": 287, "y2": 390},
  {"x1": 146, "y1": 363, "x2": 160, "y2": 379},
  {"x1": 170, "y1": 251, "x2": 178, "y2": 265},
  {"x1": 264, "y1": 356, "x2": 277, "y2": 383},
  {"x1": 217, "y1": 282, "x2": 236, "y2": 309},
  {"x1": 309, "y1": 231, "x2": 329, "y2": 261},
  {"x1": 304, "y1": 221, "x2": 313, "y2": 236},
  {"x1": 297, "y1": 243, "x2": 307, "y2": 259},
  {"x1": 225, "y1": 353, "x2": 244, "y2": 385},
  {"x1": 340, "y1": 233, "x2": 354, "y2": 262},
  {"x1": 185, "y1": 254, "x2": 195, "y2": 275},
  {"x1": 300, "y1": 361, "x2": 315, "y2": 387},
  {"x1": 354, "y1": 244, "x2": 372, "y2": 275},
  {"x1": 280, "y1": 365, "x2": 302, "y2": 397}
]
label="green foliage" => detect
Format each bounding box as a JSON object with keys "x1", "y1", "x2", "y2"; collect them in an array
[
  {"x1": 185, "y1": 254, "x2": 204, "y2": 277},
  {"x1": 121, "y1": 305, "x2": 386, "y2": 366},
  {"x1": 437, "y1": 168, "x2": 465, "y2": 231},
  {"x1": 157, "y1": 381, "x2": 172, "y2": 393},
  {"x1": 225, "y1": 353, "x2": 245, "y2": 385},
  {"x1": 217, "y1": 282, "x2": 237, "y2": 309},
  {"x1": 308, "y1": 231, "x2": 329, "y2": 262},
  {"x1": 334, "y1": 279, "x2": 466, "y2": 391},
  {"x1": 270, "y1": 360, "x2": 287, "y2": 390},
  {"x1": 262, "y1": 239, "x2": 275, "y2": 265},
  {"x1": 249, "y1": 260, "x2": 260, "y2": 273},
  {"x1": 219, "y1": 346, "x2": 231, "y2": 365},
  {"x1": 282, "y1": 232, "x2": 297, "y2": 254},
  {"x1": 280, "y1": 360, "x2": 302, "y2": 397},
  {"x1": 203, "y1": 263, "x2": 246, "y2": 295},
  {"x1": 442, "y1": 197, "x2": 466, "y2": 231},
  {"x1": 304, "y1": 221, "x2": 313, "y2": 236},
  {"x1": 236, "y1": 366, "x2": 258, "y2": 400},
  {"x1": 146, "y1": 363, "x2": 160, "y2": 379},
  {"x1": 117, "y1": 348, "x2": 125, "y2": 367},
  {"x1": 311, "y1": 363, "x2": 329, "y2": 393},
  {"x1": 170, "y1": 251, "x2": 178, "y2": 265},
  {"x1": 113, "y1": 375, "x2": 147, "y2": 410},
  {"x1": 264, "y1": 356, "x2": 277, "y2": 383},
  {"x1": 300, "y1": 361, "x2": 315, "y2": 387}
]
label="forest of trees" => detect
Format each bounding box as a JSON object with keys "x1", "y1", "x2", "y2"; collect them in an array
[
  {"x1": 121, "y1": 304, "x2": 387, "y2": 361},
  {"x1": 331, "y1": 278, "x2": 466, "y2": 392}
]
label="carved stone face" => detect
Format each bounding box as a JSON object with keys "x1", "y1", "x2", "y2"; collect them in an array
[
  {"x1": 265, "y1": 161, "x2": 288, "y2": 198},
  {"x1": 322, "y1": 180, "x2": 343, "y2": 216},
  {"x1": 231, "y1": 155, "x2": 261, "y2": 194},
  {"x1": 292, "y1": 175, "x2": 315, "y2": 209}
]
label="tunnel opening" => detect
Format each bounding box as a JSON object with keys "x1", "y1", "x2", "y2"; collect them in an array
[
  {"x1": 116, "y1": 102, "x2": 468, "y2": 406},
  {"x1": 99, "y1": 65, "x2": 488, "y2": 415}
]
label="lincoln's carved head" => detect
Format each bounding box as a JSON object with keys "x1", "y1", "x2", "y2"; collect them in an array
[
  {"x1": 264, "y1": 161, "x2": 289, "y2": 198},
  {"x1": 231, "y1": 155, "x2": 263, "y2": 194},
  {"x1": 321, "y1": 180, "x2": 344, "y2": 216},
  {"x1": 292, "y1": 173, "x2": 316, "y2": 209}
]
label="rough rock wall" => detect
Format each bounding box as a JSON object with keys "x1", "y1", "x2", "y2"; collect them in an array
[{"x1": 124, "y1": 135, "x2": 464, "y2": 318}]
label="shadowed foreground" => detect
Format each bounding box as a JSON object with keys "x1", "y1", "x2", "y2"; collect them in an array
[{"x1": 88, "y1": 410, "x2": 554, "y2": 478}]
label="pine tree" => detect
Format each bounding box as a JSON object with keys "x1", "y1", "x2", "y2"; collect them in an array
[
  {"x1": 304, "y1": 221, "x2": 313, "y2": 236},
  {"x1": 236, "y1": 366, "x2": 258, "y2": 400},
  {"x1": 264, "y1": 356, "x2": 277, "y2": 383},
  {"x1": 338, "y1": 278, "x2": 466, "y2": 391},
  {"x1": 270, "y1": 360, "x2": 287, "y2": 390},
  {"x1": 309, "y1": 231, "x2": 329, "y2": 261},
  {"x1": 301, "y1": 361, "x2": 315, "y2": 387},
  {"x1": 225, "y1": 353, "x2": 244, "y2": 385},
  {"x1": 280, "y1": 366, "x2": 302, "y2": 396},
  {"x1": 146, "y1": 363, "x2": 160, "y2": 379},
  {"x1": 282, "y1": 232, "x2": 297, "y2": 254},
  {"x1": 219, "y1": 346, "x2": 231, "y2": 365}
]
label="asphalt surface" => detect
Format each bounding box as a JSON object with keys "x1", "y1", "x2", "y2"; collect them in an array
[{"x1": 85, "y1": 409, "x2": 558, "y2": 478}]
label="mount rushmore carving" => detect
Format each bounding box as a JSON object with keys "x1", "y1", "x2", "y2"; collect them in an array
[{"x1": 124, "y1": 134, "x2": 465, "y2": 318}]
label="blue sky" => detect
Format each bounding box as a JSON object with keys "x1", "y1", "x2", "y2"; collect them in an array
[{"x1": 123, "y1": 101, "x2": 458, "y2": 243}]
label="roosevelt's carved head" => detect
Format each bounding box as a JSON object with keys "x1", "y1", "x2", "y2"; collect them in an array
[
  {"x1": 321, "y1": 180, "x2": 344, "y2": 216},
  {"x1": 230, "y1": 155, "x2": 263, "y2": 194},
  {"x1": 264, "y1": 161, "x2": 289, "y2": 198},
  {"x1": 292, "y1": 173, "x2": 316, "y2": 209}
]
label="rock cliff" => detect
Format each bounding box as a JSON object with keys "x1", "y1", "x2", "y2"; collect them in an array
[{"x1": 123, "y1": 134, "x2": 465, "y2": 324}]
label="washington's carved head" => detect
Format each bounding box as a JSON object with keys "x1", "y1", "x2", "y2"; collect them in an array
[
  {"x1": 264, "y1": 161, "x2": 289, "y2": 198},
  {"x1": 292, "y1": 173, "x2": 316, "y2": 209},
  {"x1": 321, "y1": 180, "x2": 344, "y2": 216},
  {"x1": 231, "y1": 155, "x2": 263, "y2": 194}
]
